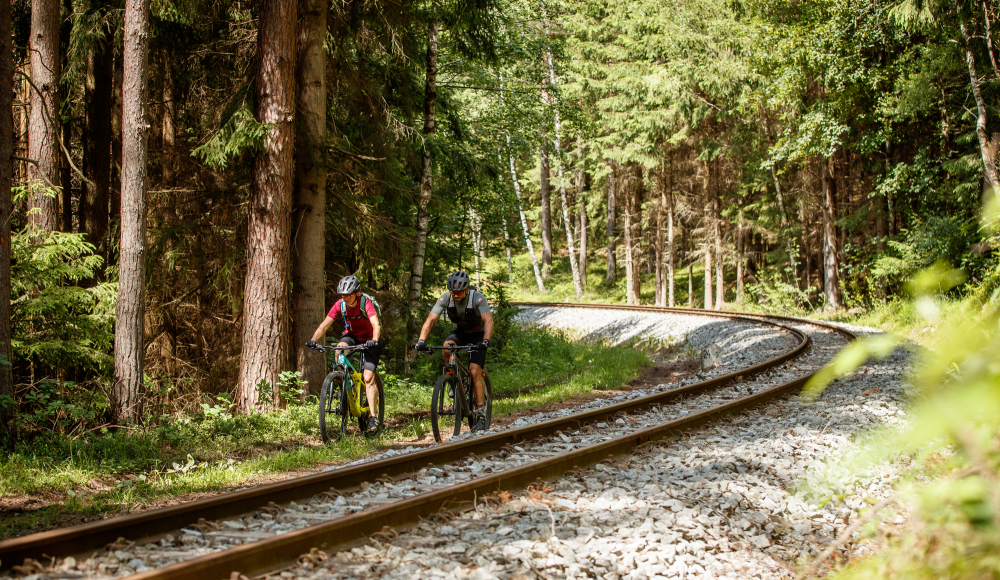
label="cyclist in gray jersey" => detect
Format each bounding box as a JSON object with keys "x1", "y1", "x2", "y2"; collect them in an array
[{"x1": 414, "y1": 270, "x2": 493, "y2": 431}]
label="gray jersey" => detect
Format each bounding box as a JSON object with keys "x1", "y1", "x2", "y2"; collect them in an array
[{"x1": 431, "y1": 289, "x2": 490, "y2": 331}]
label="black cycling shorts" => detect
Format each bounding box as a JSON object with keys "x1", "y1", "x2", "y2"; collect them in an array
[
  {"x1": 444, "y1": 328, "x2": 486, "y2": 368},
  {"x1": 338, "y1": 335, "x2": 383, "y2": 372}
]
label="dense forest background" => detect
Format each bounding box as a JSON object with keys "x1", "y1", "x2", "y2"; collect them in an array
[{"x1": 1, "y1": 0, "x2": 999, "y2": 441}]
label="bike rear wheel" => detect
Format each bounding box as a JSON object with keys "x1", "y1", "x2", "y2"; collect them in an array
[
  {"x1": 431, "y1": 374, "x2": 457, "y2": 443},
  {"x1": 356, "y1": 372, "x2": 385, "y2": 437},
  {"x1": 318, "y1": 371, "x2": 347, "y2": 443}
]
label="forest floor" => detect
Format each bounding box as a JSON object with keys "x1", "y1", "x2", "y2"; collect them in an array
[{"x1": 0, "y1": 325, "x2": 655, "y2": 541}]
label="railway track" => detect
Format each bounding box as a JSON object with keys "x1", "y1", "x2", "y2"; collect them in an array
[{"x1": 0, "y1": 304, "x2": 854, "y2": 580}]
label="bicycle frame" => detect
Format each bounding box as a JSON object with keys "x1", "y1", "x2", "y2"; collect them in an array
[
  {"x1": 425, "y1": 345, "x2": 480, "y2": 415},
  {"x1": 318, "y1": 345, "x2": 370, "y2": 418}
]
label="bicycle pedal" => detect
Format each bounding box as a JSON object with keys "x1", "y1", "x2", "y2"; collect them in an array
[{"x1": 441, "y1": 410, "x2": 455, "y2": 416}]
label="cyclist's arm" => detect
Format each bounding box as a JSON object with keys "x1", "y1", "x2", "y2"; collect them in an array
[
  {"x1": 369, "y1": 312, "x2": 382, "y2": 342},
  {"x1": 418, "y1": 312, "x2": 440, "y2": 341},
  {"x1": 482, "y1": 311, "x2": 493, "y2": 341},
  {"x1": 309, "y1": 316, "x2": 336, "y2": 343}
]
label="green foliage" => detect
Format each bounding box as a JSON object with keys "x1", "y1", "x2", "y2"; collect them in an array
[
  {"x1": 192, "y1": 104, "x2": 271, "y2": 170},
  {"x1": 10, "y1": 186, "x2": 115, "y2": 374},
  {"x1": 804, "y1": 260, "x2": 1000, "y2": 579},
  {"x1": 744, "y1": 271, "x2": 817, "y2": 313}
]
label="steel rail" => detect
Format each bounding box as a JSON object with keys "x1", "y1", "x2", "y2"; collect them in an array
[
  {"x1": 126, "y1": 306, "x2": 854, "y2": 580},
  {"x1": 0, "y1": 304, "x2": 831, "y2": 575}
]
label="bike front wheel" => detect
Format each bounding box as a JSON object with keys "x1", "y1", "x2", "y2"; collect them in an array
[
  {"x1": 357, "y1": 372, "x2": 385, "y2": 437},
  {"x1": 431, "y1": 374, "x2": 458, "y2": 443},
  {"x1": 318, "y1": 371, "x2": 347, "y2": 443}
]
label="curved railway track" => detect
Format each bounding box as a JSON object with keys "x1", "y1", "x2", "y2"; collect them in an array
[{"x1": 0, "y1": 304, "x2": 855, "y2": 580}]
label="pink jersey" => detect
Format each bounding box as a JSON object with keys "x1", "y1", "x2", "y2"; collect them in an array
[{"x1": 328, "y1": 297, "x2": 378, "y2": 341}]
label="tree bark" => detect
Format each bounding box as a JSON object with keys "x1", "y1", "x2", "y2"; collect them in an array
[
  {"x1": 502, "y1": 217, "x2": 513, "y2": 284},
  {"x1": 407, "y1": 21, "x2": 437, "y2": 337},
  {"x1": 509, "y1": 152, "x2": 546, "y2": 293},
  {"x1": 713, "y1": 160, "x2": 724, "y2": 310},
  {"x1": 0, "y1": 0, "x2": 15, "y2": 441},
  {"x1": 156, "y1": 47, "x2": 178, "y2": 376},
  {"x1": 578, "y1": 169, "x2": 588, "y2": 289},
  {"x1": 821, "y1": 158, "x2": 843, "y2": 309},
  {"x1": 28, "y1": 0, "x2": 61, "y2": 233},
  {"x1": 59, "y1": 0, "x2": 71, "y2": 232},
  {"x1": 625, "y1": 166, "x2": 643, "y2": 304},
  {"x1": 292, "y1": 0, "x2": 327, "y2": 395},
  {"x1": 82, "y1": 38, "x2": 112, "y2": 265},
  {"x1": 702, "y1": 162, "x2": 712, "y2": 309},
  {"x1": 984, "y1": 0, "x2": 1000, "y2": 82},
  {"x1": 960, "y1": 21, "x2": 1000, "y2": 196},
  {"x1": 605, "y1": 161, "x2": 616, "y2": 285},
  {"x1": 666, "y1": 156, "x2": 675, "y2": 307},
  {"x1": 704, "y1": 248, "x2": 712, "y2": 309},
  {"x1": 539, "y1": 144, "x2": 552, "y2": 271},
  {"x1": 735, "y1": 225, "x2": 744, "y2": 303},
  {"x1": 236, "y1": 0, "x2": 296, "y2": 412},
  {"x1": 545, "y1": 52, "x2": 583, "y2": 297},
  {"x1": 655, "y1": 171, "x2": 664, "y2": 307},
  {"x1": 112, "y1": 0, "x2": 151, "y2": 424},
  {"x1": 60, "y1": 118, "x2": 71, "y2": 230},
  {"x1": 110, "y1": 34, "x2": 123, "y2": 225},
  {"x1": 687, "y1": 262, "x2": 693, "y2": 307}
]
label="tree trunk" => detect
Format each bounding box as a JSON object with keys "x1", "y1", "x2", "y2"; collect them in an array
[
  {"x1": 470, "y1": 206, "x2": 482, "y2": 287},
  {"x1": 666, "y1": 159, "x2": 675, "y2": 307},
  {"x1": 407, "y1": 21, "x2": 437, "y2": 337},
  {"x1": 59, "y1": 0, "x2": 71, "y2": 232},
  {"x1": 236, "y1": 0, "x2": 296, "y2": 413},
  {"x1": 960, "y1": 21, "x2": 1000, "y2": 197},
  {"x1": 578, "y1": 169, "x2": 588, "y2": 289},
  {"x1": 60, "y1": 118, "x2": 71, "y2": 231},
  {"x1": 687, "y1": 262, "x2": 693, "y2": 307},
  {"x1": 157, "y1": 47, "x2": 178, "y2": 378},
  {"x1": 713, "y1": 160, "x2": 724, "y2": 310},
  {"x1": 625, "y1": 166, "x2": 643, "y2": 304},
  {"x1": 624, "y1": 180, "x2": 635, "y2": 305},
  {"x1": 606, "y1": 161, "x2": 617, "y2": 285},
  {"x1": 502, "y1": 217, "x2": 513, "y2": 284},
  {"x1": 735, "y1": 225, "x2": 744, "y2": 303},
  {"x1": 112, "y1": 0, "x2": 151, "y2": 424},
  {"x1": 655, "y1": 173, "x2": 663, "y2": 307},
  {"x1": 82, "y1": 38, "x2": 112, "y2": 266},
  {"x1": 702, "y1": 162, "x2": 712, "y2": 309},
  {"x1": 28, "y1": 0, "x2": 61, "y2": 232},
  {"x1": 545, "y1": 52, "x2": 583, "y2": 297},
  {"x1": 0, "y1": 0, "x2": 14, "y2": 441},
  {"x1": 821, "y1": 158, "x2": 842, "y2": 309},
  {"x1": 292, "y1": 0, "x2": 327, "y2": 395},
  {"x1": 110, "y1": 34, "x2": 123, "y2": 225},
  {"x1": 539, "y1": 144, "x2": 552, "y2": 271},
  {"x1": 509, "y1": 149, "x2": 546, "y2": 293}
]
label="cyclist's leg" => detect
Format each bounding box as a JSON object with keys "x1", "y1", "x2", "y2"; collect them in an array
[
  {"x1": 361, "y1": 340, "x2": 383, "y2": 417},
  {"x1": 467, "y1": 331, "x2": 487, "y2": 406}
]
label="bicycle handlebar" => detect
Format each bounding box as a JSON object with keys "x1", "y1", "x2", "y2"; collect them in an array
[
  {"x1": 418, "y1": 345, "x2": 478, "y2": 352},
  {"x1": 311, "y1": 344, "x2": 368, "y2": 353}
]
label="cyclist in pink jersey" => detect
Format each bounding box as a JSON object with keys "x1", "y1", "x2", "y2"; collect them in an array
[{"x1": 306, "y1": 275, "x2": 383, "y2": 433}]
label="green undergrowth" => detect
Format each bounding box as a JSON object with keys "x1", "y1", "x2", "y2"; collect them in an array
[{"x1": 0, "y1": 323, "x2": 649, "y2": 541}]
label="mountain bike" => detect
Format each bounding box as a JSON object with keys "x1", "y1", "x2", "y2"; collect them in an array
[
  {"x1": 419, "y1": 345, "x2": 493, "y2": 443},
  {"x1": 312, "y1": 344, "x2": 384, "y2": 442}
]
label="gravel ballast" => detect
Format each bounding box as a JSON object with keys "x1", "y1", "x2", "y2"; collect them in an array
[{"x1": 257, "y1": 313, "x2": 908, "y2": 580}]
